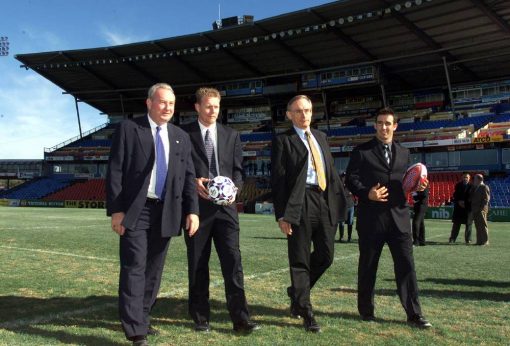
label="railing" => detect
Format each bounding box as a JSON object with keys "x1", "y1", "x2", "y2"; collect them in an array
[{"x1": 44, "y1": 122, "x2": 110, "y2": 153}]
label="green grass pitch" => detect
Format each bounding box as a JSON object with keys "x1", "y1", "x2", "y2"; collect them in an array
[{"x1": 0, "y1": 207, "x2": 508, "y2": 345}]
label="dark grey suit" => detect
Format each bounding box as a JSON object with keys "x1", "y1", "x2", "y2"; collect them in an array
[
  {"x1": 106, "y1": 115, "x2": 198, "y2": 338},
  {"x1": 271, "y1": 127, "x2": 346, "y2": 315},
  {"x1": 181, "y1": 121, "x2": 250, "y2": 325},
  {"x1": 346, "y1": 137, "x2": 423, "y2": 319}
]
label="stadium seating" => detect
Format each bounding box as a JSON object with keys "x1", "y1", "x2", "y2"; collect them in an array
[
  {"x1": 0, "y1": 176, "x2": 73, "y2": 200},
  {"x1": 44, "y1": 179, "x2": 106, "y2": 201},
  {"x1": 486, "y1": 175, "x2": 510, "y2": 208}
]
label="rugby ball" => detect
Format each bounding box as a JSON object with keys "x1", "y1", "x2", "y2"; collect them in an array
[
  {"x1": 402, "y1": 163, "x2": 427, "y2": 195},
  {"x1": 207, "y1": 176, "x2": 238, "y2": 206}
]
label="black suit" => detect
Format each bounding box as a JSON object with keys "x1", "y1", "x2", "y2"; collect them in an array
[
  {"x1": 450, "y1": 181, "x2": 473, "y2": 243},
  {"x1": 346, "y1": 137, "x2": 423, "y2": 319},
  {"x1": 412, "y1": 189, "x2": 429, "y2": 245},
  {"x1": 271, "y1": 127, "x2": 346, "y2": 315},
  {"x1": 106, "y1": 116, "x2": 198, "y2": 339},
  {"x1": 181, "y1": 121, "x2": 250, "y2": 325}
]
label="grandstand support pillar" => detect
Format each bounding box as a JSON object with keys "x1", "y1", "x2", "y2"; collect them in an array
[
  {"x1": 74, "y1": 96, "x2": 83, "y2": 139},
  {"x1": 380, "y1": 84, "x2": 387, "y2": 108},
  {"x1": 442, "y1": 56, "x2": 456, "y2": 113},
  {"x1": 119, "y1": 94, "x2": 126, "y2": 117},
  {"x1": 321, "y1": 91, "x2": 329, "y2": 131}
]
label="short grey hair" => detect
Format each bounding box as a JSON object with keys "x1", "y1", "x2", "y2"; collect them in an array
[
  {"x1": 147, "y1": 83, "x2": 174, "y2": 99},
  {"x1": 287, "y1": 95, "x2": 312, "y2": 111}
]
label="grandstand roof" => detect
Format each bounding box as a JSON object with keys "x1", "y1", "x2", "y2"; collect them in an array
[{"x1": 15, "y1": 0, "x2": 510, "y2": 116}]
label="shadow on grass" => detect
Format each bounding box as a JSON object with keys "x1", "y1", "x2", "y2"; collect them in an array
[
  {"x1": 2, "y1": 294, "x2": 360, "y2": 343},
  {"x1": 250, "y1": 236, "x2": 287, "y2": 240},
  {"x1": 421, "y1": 278, "x2": 510, "y2": 288},
  {"x1": 425, "y1": 241, "x2": 468, "y2": 246},
  {"x1": 0, "y1": 295, "x2": 122, "y2": 345},
  {"x1": 331, "y1": 286, "x2": 510, "y2": 302}
]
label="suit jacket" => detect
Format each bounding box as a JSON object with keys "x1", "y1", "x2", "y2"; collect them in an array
[
  {"x1": 451, "y1": 181, "x2": 472, "y2": 224},
  {"x1": 271, "y1": 127, "x2": 346, "y2": 226},
  {"x1": 412, "y1": 188, "x2": 429, "y2": 208},
  {"x1": 469, "y1": 184, "x2": 490, "y2": 213},
  {"x1": 106, "y1": 116, "x2": 199, "y2": 237},
  {"x1": 346, "y1": 137, "x2": 410, "y2": 234},
  {"x1": 181, "y1": 121, "x2": 244, "y2": 224}
]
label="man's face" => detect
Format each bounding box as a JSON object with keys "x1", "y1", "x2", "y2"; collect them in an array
[
  {"x1": 374, "y1": 114, "x2": 397, "y2": 144},
  {"x1": 195, "y1": 96, "x2": 220, "y2": 127},
  {"x1": 146, "y1": 88, "x2": 175, "y2": 125},
  {"x1": 462, "y1": 174, "x2": 470, "y2": 184},
  {"x1": 286, "y1": 98, "x2": 313, "y2": 130}
]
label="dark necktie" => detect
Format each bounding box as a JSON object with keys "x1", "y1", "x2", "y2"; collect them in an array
[
  {"x1": 155, "y1": 126, "x2": 168, "y2": 199},
  {"x1": 204, "y1": 129, "x2": 218, "y2": 178},
  {"x1": 383, "y1": 144, "x2": 391, "y2": 165}
]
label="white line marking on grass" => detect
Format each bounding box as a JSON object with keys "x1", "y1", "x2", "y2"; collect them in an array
[{"x1": 0, "y1": 245, "x2": 116, "y2": 262}]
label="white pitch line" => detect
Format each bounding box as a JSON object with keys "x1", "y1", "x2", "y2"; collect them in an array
[
  {"x1": 0, "y1": 235, "x2": 445, "y2": 329},
  {"x1": 0, "y1": 245, "x2": 116, "y2": 262}
]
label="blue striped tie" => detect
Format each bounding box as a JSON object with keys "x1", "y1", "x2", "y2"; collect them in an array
[
  {"x1": 204, "y1": 129, "x2": 218, "y2": 178},
  {"x1": 155, "y1": 126, "x2": 168, "y2": 199}
]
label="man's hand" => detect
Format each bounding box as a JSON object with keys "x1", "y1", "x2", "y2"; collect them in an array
[
  {"x1": 186, "y1": 214, "x2": 200, "y2": 237},
  {"x1": 278, "y1": 218, "x2": 293, "y2": 236},
  {"x1": 368, "y1": 183, "x2": 388, "y2": 202},
  {"x1": 417, "y1": 178, "x2": 429, "y2": 192},
  {"x1": 196, "y1": 177, "x2": 210, "y2": 200},
  {"x1": 111, "y1": 212, "x2": 126, "y2": 235}
]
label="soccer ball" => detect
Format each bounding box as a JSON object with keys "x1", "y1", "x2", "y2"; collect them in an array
[
  {"x1": 207, "y1": 176, "x2": 238, "y2": 206},
  {"x1": 402, "y1": 163, "x2": 428, "y2": 195}
]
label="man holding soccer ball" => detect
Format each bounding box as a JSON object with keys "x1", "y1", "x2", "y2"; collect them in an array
[
  {"x1": 345, "y1": 107, "x2": 431, "y2": 328},
  {"x1": 181, "y1": 88, "x2": 259, "y2": 333}
]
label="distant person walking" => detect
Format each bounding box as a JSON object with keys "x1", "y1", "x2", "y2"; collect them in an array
[
  {"x1": 338, "y1": 172, "x2": 355, "y2": 243},
  {"x1": 449, "y1": 173, "x2": 473, "y2": 244},
  {"x1": 469, "y1": 174, "x2": 490, "y2": 246},
  {"x1": 411, "y1": 188, "x2": 428, "y2": 246}
]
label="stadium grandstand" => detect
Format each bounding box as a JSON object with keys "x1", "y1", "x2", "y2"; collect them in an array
[{"x1": 4, "y1": 0, "x2": 510, "y2": 217}]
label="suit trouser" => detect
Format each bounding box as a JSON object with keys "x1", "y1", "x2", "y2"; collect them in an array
[
  {"x1": 119, "y1": 202, "x2": 171, "y2": 339},
  {"x1": 450, "y1": 219, "x2": 472, "y2": 243},
  {"x1": 473, "y1": 210, "x2": 489, "y2": 244},
  {"x1": 357, "y1": 213, "x2": 422, "y2": 319},
  {"x1": 185, "y1": 209, "x2": 249, "y2": 324},
  {"x1": 412, "y1": 204, "x2": 427, "y2": 245},
  {"x1": 339, "y1": 206, "x2": 355, "y2": 240},
  {"x1": 287, "y1": 188, "x2": 335, "y2": 316}
]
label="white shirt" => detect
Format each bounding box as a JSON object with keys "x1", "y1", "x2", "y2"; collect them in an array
[
  {"x1": 198, "y1": 120, "x2": 220, "y2": 176},
  {"x1": 147, "y1": 115, "x2": 170, "y2": 199},
  {"x1": 293, "y1": 126, "x2": 326, "y2": 186}
]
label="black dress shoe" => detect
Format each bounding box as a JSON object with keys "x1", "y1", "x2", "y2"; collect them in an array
[
  {"x1": 233, "y1": 320, "x2": 260, "y2": 332},
  {"x1": 361, "y1": 314, "x2": 376, "y2": 322},
  {"x1": 131, "y1": 336, "x2": 148, "y2": 346},
  {"x1": 194, "y1": 322, "x2": 210, "y2": 332},
  {"x1": 407, "y1": 315, "x2": 432, "y2": 329},
  {"x1": 303, "y1": 314, "x2": 321, "y2": 333},
  {"x1": 147, "y1": 325, "x2": 159, "y2": 336}
]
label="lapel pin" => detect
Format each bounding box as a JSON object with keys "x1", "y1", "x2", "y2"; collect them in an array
[{"x1": 176, "y1": 140, "x2": 180, "y2": 144}]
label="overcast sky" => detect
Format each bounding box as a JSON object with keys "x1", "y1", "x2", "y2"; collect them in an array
[{"x1": 0, "y1": 0, "x2": 333, "y2": 159}]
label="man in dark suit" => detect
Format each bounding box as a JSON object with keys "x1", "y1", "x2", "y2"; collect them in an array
[
  {"x1": 106, "y1": 83, "x2": 199, "y2": 345},
  {"x1": 449, "y1": 173, "x2": 473, "y2": 244},
  {"x1": 412, "y1": 188, "x2": 429, "y2": 246},
  {"x1": 346, "y1": 107, "x2": 431, "y2": 328},
  {"x1": 271, "y1": 95, "x2": 346, "y2": 332},
  {"x1": 181, "y1": 87, "x2": 258, "y2": 333}
]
